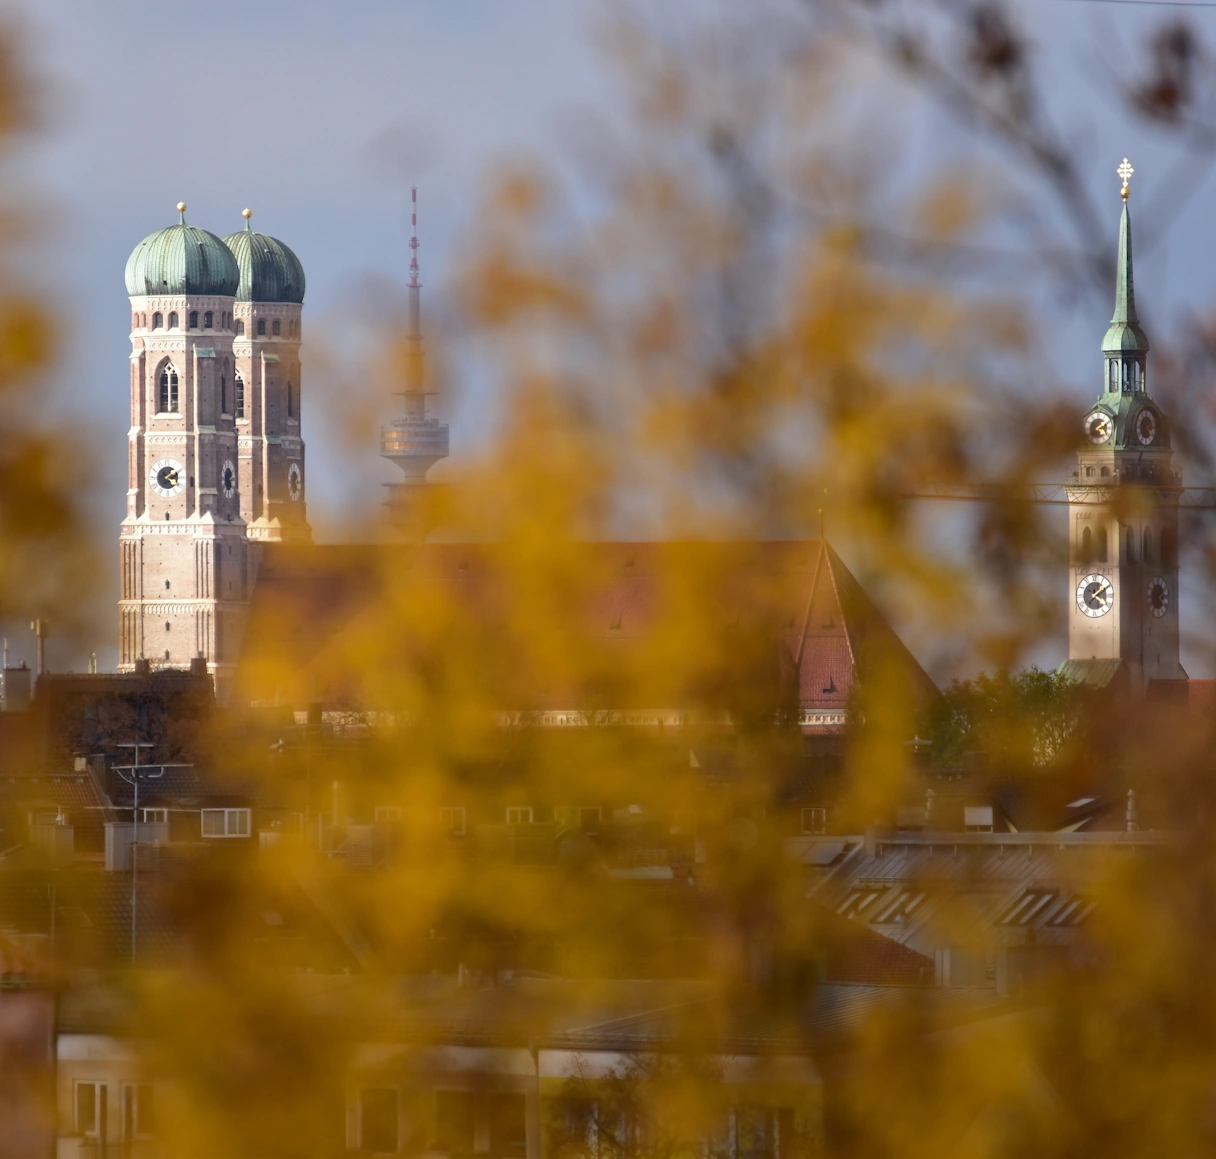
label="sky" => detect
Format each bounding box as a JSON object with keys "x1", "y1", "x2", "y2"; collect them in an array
[{"x1": 7, "y1": 0, "x2": 1216, "y2": 676}]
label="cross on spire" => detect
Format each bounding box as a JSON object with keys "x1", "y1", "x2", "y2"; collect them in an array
[{"x1": 1117, "y1": 157, "x2": 1134, "y2": 202}]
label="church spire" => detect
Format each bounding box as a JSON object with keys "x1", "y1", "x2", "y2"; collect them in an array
[{"x1": 1102, "y1": 158, "x2": 1149, "y2": 362}]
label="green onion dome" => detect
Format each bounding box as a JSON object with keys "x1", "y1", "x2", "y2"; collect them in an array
[
  {"x1": 221, "y1": 210, "x2": 305, "y2": 304},
  {"x1": 124, "y1": 203, "x2": 240, "y2": 297}
]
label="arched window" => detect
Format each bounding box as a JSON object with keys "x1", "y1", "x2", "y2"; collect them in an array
[
  {"x1": 1162, "y1": 525, "x2": 1176, "y2": 565},
  {"x1": 1143, "y1": 527, "x2": 1153, "y2": 561},
  {"x1": 132, "y1": 313, "x2": 139, "y2": 330},
  {"x1": 1080, "y1": 526, "x2": 1093, "y2": 564},
  {"x1": 221, "y1": 374, "x2": 228, "y2": 415},
  {"x1": 1097, "y1": 526, "x2": 1109, "y2": 562},
  {"x1": 256, "y1": 319, "x2": 266, "y2": 336},
  {"x1": 152, "y1": 312, "x2": 163, "y2": 330},
  {"x1": 1108, "y1": 361, "x2": 1116, "y2": 392},
  {"x1": 168, "y1": 311, "x2": 179, "y2": 329},
  {"x1": 287, "y1": 381, "x2": 295, "y2": 419},
  {"x1": 158, "y1": 363, "x2": 179, "y2": 412},
  {"x1": 204, "y1": 311, "x2": 213, "y2": 329},
  {"x1": 1101, "y1": 466, "x2": 1110, "y2": 478},
  {"x1": 188, "y1": 311, "x2": 198, "y2": 328},
  {"x1": 235, "y1": 370, "x2": 245, "y2": 419},
  {"x1": 272, "y1": 319, "x2": 281, "y2": 337},
  {"x1": 164, "y1": 580, "x2": 170, "y2": 590},
  {"x1": 1085, "y1": 466, "x2": 1095, "y2": 478},
  {"x1": 235, "y1": 319, "x2": 245, "y2": 336}
]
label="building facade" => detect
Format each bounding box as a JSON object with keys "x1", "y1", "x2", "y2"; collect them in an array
[{"x1": 118, "y1": 205, "x2": 309, "y2": 700}]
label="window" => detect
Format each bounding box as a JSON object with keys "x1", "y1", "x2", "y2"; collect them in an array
[
  {"x1": 168, "y1": 311, "x2": 179, "y2": 328},
  {"x1": 76, "y1": 1081, "x2": 107, "y2": 1138},
  {"x1": 1079, "y1": 526, "x2": 1092, "y2": 564},
  {"x1": 361, "y1": 1088, "x2": 398, "y2": 1154},
  {"x1": 489, "y1": 1093, "x2": 527, "y2": 1158},
  {"x1": 1143, "y1": 528, "x2": 1153, "y2": 561},
  {"x1": 203, "y1": 310, "x2": 213, "y2": 329},
  {"x1": 235, "y1": 371, "x2": 245, "y2": 419},
  {"x1": 837, "y1": 887, "x2": 886, "y2": 919},
  {"x1": 1047, "y1": 895, "x2": 1095, "y2": 927},
  {"x1": 434, "y1": 1090, "x2": 475, "y2": 1155},
  {"x1": 1107, "y1": 361, "x2": 1116, "y2": 391},
  {"x1": 375, "y1": 805, "x2": 403, "y2": 823},
  {"x1": 152, "y1": 311, "x2": 163, "y2": 330},
  {"x1": 256, "y1": 318, "x2": 266, "y2": 336},
  {"x1": 235, "y1": 319, "x2": 245, "y2": 336},
  {"x1": 164, "y1": 579, "x2": 170, "y2": 590},
  {"x1": 440, "y1": 806, "x2": 466, "y2": 836},
  {"x1": 132, "y1": 313, "x2": 139, "y2": 329},
  {"x1": 506, "y1": 806, "x2": 534, "y2": 825},
  {"x1": 800, "y1": 807, "x2": 826, "y2": 834},
  {"x1": 1162, "y1": 525, "x2": 1176, "y2": 565},
  {"x1": 998, "y1": 888, "x2": 1058, "y2": 926},
  {"x1": 272, "y1": 319, "x2": 281, "y2": 336},
  {"x1": 188, "y1": 311, "x2": 198, "y2": 328},
  {"x1": 579, "y1": 806, "x2": 602, "y2": 833},
  {"x1": 221, "y1": 374, "x2": 228, "y2": 414},
  {"x1": 964, "y1": 805, "x2": 993, "y2": 832},
  {"x1": 201, "y1": 808, "x2": 251, "y2": 837},
  {"x1": 158, "y1": 364, "x2": 179, "y2": 412},
  {"x1": 287, "y1": 381, "x2": 295, "y2": 419},
  {"x1": 871, "y1": 889, "x2": 926, "y2": 923},
  {"x1": 1098, "y1": 526, "x2": 1108, "y2": 562},
  {"x1": 122, "y1": 1083, "x2": 154, "y2": 1141},
  {"x1": 165, "y1": 622, "x2": 170, "y2": 632},
  {"x1": 143, "y1": 808, "x2": 167, "y2": 824}
]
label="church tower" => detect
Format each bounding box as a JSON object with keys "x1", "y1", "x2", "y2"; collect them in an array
[
  {"x1": 1062, "y1": 161, "x2": 1186, "y2": 694},
  {"x1": 119, "y1": 204, "x2": 252, "y2": 696},
  {"x1": 222, "y1": 210, "x2": 311, "y2": 545}
]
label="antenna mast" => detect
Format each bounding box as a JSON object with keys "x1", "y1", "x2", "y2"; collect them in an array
[{"x1": 380, "y1": 186, "x2": 449, "y2": 540}]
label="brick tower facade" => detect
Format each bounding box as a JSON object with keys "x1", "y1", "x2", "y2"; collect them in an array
[{"x1": 118, "y1": 205, "x2": 309, "y2": 700}]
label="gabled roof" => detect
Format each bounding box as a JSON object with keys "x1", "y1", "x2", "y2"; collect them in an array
[{"x1": 234, "y1": 541, "x2": 938, "y2": 734}]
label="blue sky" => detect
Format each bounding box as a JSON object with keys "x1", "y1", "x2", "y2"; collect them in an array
[{"x1": 9, "y1": 0, "x2": 1216, "y2": 674}]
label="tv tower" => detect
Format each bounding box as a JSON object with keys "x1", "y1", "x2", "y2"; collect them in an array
[{"x1": 381, "y1": 187, "x2": 449, "y2": 538}]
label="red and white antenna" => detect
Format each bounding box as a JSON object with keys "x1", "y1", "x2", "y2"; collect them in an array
[{"x1": 408, "y1": 185, "x2": 421, "y2": 290}]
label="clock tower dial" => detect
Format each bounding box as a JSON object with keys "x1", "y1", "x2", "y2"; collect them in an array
[
  {"x1": 149, "y1": 457, "x2": 185, "y2": 498},
  {"x1": 1084, "y1": 411, "x2": 1112, "y2": 445},
  {"x1": 1062, "y1": 161, "x2": 1185, "y2": 694},
  {"x1": 1076, "y1": 574, "x2": 1114, "y2": 618}
]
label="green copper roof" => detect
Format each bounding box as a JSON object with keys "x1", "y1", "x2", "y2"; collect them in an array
[
  {"x1": 1101, "y1": 201, "x2": 1149, "y2": 354},
  {"x1": 221, "y1": 219, "x2": 305, "y2": 304},
  {"x1": 124, "y1": 212, "x2": 240, "y2": 297},
  {"x1": 1084, "y1": 393, "x2": 1169, "y2": 451}
]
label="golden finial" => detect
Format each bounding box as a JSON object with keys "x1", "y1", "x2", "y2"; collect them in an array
[
  {"x1": 1117, "y1": 158, "x2": 1134, "y2": 202},
  {"x1": 176, "y1": 201, "x2": 187, "y2": 223},
  {"x1": 242, "y1": 208, "x2": 252, "y2": 219}
]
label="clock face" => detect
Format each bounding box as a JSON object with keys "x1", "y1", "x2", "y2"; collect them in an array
[
  {"x1": 149, "y1": 457, "x2": 185, "y2": 498},
  {"x1": 221, "y1": 460, "x2": 236, "y2": 499},
  {"x1": 1148, "y1": 575, "x2": 1169, "y2": 618},
  {"x1": 1135, "y1": 409, "x2": 1157, "y2": 445},
  {"x1": 1076, "y1": 573, "x2": 1114, "y2": 618},
  {"x1": 1084, "y1": 411, "x2": 1113, "y2": 445},
  {"x1": 287, "y1": 461, "x2": 302, "y2": 502}
]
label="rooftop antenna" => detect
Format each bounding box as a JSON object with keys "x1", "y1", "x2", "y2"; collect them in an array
[{"x1": 380, "y1": 185, "x2": 449, "y2": 540}]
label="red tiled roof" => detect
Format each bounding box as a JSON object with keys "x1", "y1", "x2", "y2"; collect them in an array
[
  {"x1": 236, "y1": 541, "x2": 939, "y2": 731},
  {"x1": 816, "y1": 907, "x2": 934, "y2": 986}
]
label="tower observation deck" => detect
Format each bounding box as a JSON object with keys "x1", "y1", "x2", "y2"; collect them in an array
[{"x1": 381, "y1": 187, "x2": 449, "y2": 538}]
